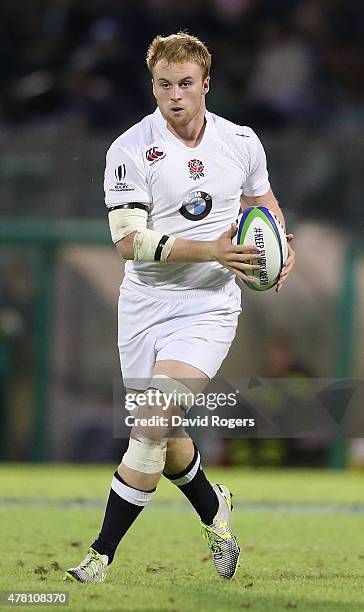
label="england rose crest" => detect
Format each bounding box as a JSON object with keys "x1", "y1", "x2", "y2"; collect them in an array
[{"x1": 188, "y1": 159, "x2": 204, "y2": 180}]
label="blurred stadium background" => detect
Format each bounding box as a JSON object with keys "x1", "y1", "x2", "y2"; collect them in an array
[{"x1": 0, "y1": 0, "x2": 363, "y2": 469}]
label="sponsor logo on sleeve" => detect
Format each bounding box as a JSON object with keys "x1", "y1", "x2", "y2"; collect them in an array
[
  {"x1": 115, "y1": 164, "x2": 126, "y2": 181},
  {"x1": 109, "y1": 164, "x2": 135, "y2": 192},
  {"x1": 188, "y1": 159, "x2": 204, "y2": 180}
]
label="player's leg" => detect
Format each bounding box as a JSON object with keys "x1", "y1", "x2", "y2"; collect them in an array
[
  {"x1": 155, "y1": 359, "x2": 240, "y2": 579},
  {"x1": 154, "y1": 360, "x2": 219, "y2": 525},
  {"x1": 64, "y1": 287, "x2": 164, "y2": 582},
  {"x1": 164, "y1": 435, "x2": 218, "y2": 525},
  {"x1": 92, "y1": 388, "x2": 167, "y2": 546},
  {"x1": 64, "y1": 387, "x2": 171, "y2": 583},
  {"x1": 165, "y1": 435, "x2": 239, "y2": 578}
]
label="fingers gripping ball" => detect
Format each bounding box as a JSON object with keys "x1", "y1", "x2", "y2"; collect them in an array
[{"x1": 234, "y1": 206, "x2": 288, "y2": 291}]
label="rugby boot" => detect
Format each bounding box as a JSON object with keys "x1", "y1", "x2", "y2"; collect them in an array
[
  {"x1": 63, "y1": 547, "x2": 108, "y2": 583},
  {"x1": 200, "y1": 483, "x2": 240, "y2": 579}
]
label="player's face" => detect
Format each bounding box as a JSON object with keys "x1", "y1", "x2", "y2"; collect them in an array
[{"x1": 152, "y1": 60, "x2": 209, "y2": 128}]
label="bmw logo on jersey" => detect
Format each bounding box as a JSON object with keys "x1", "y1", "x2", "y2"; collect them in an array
[{"x1": 179, "y1": 191, "x2": 212, "y2": 221}]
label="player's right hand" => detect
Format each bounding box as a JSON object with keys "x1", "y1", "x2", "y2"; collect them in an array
[{"x1": 213, "y1": 223, "x2": 262, "y2": 284}]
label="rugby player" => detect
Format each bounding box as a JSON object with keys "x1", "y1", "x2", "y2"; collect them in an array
[{"x1": 64, "y1": 32, "x2": 295, "y2": 583}]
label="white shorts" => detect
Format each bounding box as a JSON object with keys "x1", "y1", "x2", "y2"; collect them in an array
[{"x1": 117, "y1": 278, "x2": 242, "y2": 389}]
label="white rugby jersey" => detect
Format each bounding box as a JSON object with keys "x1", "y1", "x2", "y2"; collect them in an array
[{"x1": 104, "y1": 107, "x2": 270, "y2": 290}]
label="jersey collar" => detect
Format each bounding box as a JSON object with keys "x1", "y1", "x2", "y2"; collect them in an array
[{"x1": 152, "y1": 107, "x2": 214, "y2": 150}]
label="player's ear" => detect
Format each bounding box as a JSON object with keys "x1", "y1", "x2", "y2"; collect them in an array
[
  {"x1": 203, "y1": 76, "x2": 210, "y2": 96},
  {"x1": 152, "y1": 78, "x2": 156, "y2": 99}
]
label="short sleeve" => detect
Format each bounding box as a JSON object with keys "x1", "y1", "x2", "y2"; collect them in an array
[
  {"x1": 104, "y1": 142, "x2": 151, "y2": 208},
  {"x1": 241, "y1": 131, "x2": 271, "y2": 197}
]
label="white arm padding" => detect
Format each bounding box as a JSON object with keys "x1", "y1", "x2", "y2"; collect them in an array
[
  {"x1": 108, "y1": 207, "x2": 175, "y2": 262},
  {"x1": 108, "y1": 207, "x2": 148, "y2": 244}
]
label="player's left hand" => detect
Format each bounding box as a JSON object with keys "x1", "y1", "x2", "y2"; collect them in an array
[{"x1": 276, "y1": 234, "x2": 295, "y2": 293}]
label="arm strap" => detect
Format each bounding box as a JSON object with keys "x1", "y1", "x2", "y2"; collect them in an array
[{"x1": 108, "y1": 205, "x2": 175, "y2": 262}]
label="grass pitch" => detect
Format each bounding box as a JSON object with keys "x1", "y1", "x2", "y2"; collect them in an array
[{"x1": 0, "y1": 465, "x2": 363, "y2": 611}]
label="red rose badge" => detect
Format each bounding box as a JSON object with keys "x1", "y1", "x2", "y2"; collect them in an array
[{"x1": 188, "y1": 159, "x2": 204, "y2": 180}]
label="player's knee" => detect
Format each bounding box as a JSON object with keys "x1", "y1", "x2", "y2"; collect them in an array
[
  {"x1": 149, "y1": 374, "x2": 195, "y2": 415},
  {"x1": 126, "y1": 375, "x2": 194, "y2": 440},
  {"x1": 121, "y1": 436, "x2": 167, "y2": 474}
]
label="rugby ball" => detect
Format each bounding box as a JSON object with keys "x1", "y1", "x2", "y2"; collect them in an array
[{"x1": 234, "y1": 206, "x2": 288, "y2": 291}]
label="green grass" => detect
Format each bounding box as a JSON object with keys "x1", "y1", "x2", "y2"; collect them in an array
[{"x1": 0, "y1": 466, "x2": 364, "y2": 611}]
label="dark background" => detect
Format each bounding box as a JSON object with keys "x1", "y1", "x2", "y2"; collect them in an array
[{"x1": 0, "y1": 0, "x2": 363, "y2": 466}]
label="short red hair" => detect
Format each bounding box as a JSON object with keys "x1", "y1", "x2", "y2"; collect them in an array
[{"x1": 146, "y1": 32, "x2": 211, "y2": 80}]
